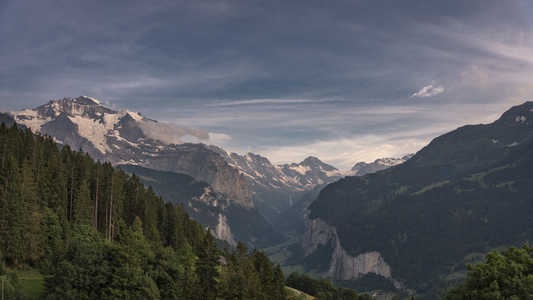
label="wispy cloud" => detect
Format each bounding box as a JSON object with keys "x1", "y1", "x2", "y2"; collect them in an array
[
  {"x1": 208, "y1": 98, "x2": 339, "y2": 107},
  {"x1": 2, "y1": 0, "x2": 532, "y2": 169},
  {"x1": 409, "y1": 85, "x2": 445, "y2": 98},
  {"x1": 138, "y1": 121, "x2": 209, "y2": 145},
  {"x1": 461, "y1": 64, "x2": 489, "y2": 89}
]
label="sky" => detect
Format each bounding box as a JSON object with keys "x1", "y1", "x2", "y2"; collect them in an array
[{"x1": 1, "y1": 0, "x2": 533, "y2": 170}]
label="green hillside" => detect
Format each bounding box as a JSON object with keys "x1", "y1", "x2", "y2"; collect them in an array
[
  {"x1": 0, "y1": 123, "x2": 288, "y2": 299},
  {"x1": 307, "y1": 102, "x2": 533, "y2": 298}
]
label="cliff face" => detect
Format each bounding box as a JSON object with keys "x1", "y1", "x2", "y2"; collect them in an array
[
  {"x1": 9, "y1": 97, "x2": 254, "y2": 210},
  {"x1": 142, "y1": 143, "x2": 253, "y2": 208},
  {"x1": 303, "y1": 218, "x2": 401, "y2": 288},
  {"x1": 216, "y1": 214, "x2": 236, "y2": 246}
]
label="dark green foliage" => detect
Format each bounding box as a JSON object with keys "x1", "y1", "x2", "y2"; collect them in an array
[
  {"x1": 0, "y1": 268, "x2": 24, "y2": 299},
  {"x1": 219, "y1": 242, "x2": 287, "y2": 299},
  {"x1": 0, "y1": 123, "x2": 293, "y2": 299},
  {"x1": 338, "y1": 273, "x2": 397, "y2": 293},
  {"x1": 196, "y1": 229, "x2": 220, "y2": 300},
  {"x1": 442, "y1": 244, "x2": 533, "y2": 299},
  {"x1": 119, "y1": 164, "x2": 285, "y2": 248},
  {"x1": 286, "y1": 272, "x2": 362, "y2": 300},
  {"x1": 306, "y1": 102, "x2": 533, "y2": 296},
  {"x1": 46, "y1": 225, "x2": 112, "y2": 299}
]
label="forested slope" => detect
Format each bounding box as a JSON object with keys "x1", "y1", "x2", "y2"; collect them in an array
[
  {"x1": 0, "y1": 123, "x2": 288, "y2": 299},
  {"x1": 307, "y1": 102, "x2": 533, "y2": 297}
]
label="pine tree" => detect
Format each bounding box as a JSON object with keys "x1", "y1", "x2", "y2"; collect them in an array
[
  {"x1": 74, "y1": 179, "x2": 93, "y2": 226},
  {"x1": 20, "y1": 158, "x2": 43, "y2": 262},
  {"x1": 2, "y1": 155, "x2": 25, "y2": 266},
  {"x1": 252, "y1": 249, "x2": 275, "y2": 299},
  {"x1": 272, "y1": 263, "x2": 287, "y2": 300},
  {"x1": 178, "y1": 241, "x2": 199, "y2": 299},
  {"x1": 196, "y1": 229, "x2": 220, "y2": 300}
]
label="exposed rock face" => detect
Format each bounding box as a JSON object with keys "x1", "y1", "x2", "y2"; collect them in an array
[
  {"x1": 141, "y1": 143, "x2": 253, "y2": 208},
  {"x1": 7, "y1": 96, "x2": 274, "y2": 247},
  {"x1": 207, "y1": 146, "x2": 344, "y2": 220},
  {"x1": 216, "y1": 214, "x2": 236, "y2": 246},
  {"x1": 118, "y1": 164, "x2": 280, "y2": 248},
  {"x1": 8, "y1": 96, "x2": 253, "y2": 209},
  {"x1": 303, "y1": 218, "x2": 401, "y2": 288}
]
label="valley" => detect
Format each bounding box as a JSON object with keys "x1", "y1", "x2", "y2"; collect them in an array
[{"x1": 2, "y1": 97, "x2": 533, "y2": 299}]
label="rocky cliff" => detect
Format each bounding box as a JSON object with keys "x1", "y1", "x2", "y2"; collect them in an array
[
  {"x1": 207, "y1": 146, "x2": 345, "y2": 221},
  {"x1": 303, "y1": 218, "x2": 402, "y2": 288},
  {"x1": 8, "y1": 96, "x2": 254, "y2": 208},
  {"x1": 140, "y1": 143, "x2": 253, "y2": 208}
]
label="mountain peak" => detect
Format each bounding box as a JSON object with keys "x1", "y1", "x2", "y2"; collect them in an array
[
  {"x1": 351, "y1": 155, "x2": 411, "y2": 176},
  {"x1": 78, "y1": 95, "x2": 103, "y2": 105},
  {"x1": 298, "y1": 156, "x2": 337, "y2": 172},
  {"x1": 494, "y1": 101, "x2": 533, "y2": 126},
  {"x1": 301, "y1": 156, "x2": 321, "y2": 165},
  {"x1": 35, "y1": 96, "x2": 116, "y2": 119}
]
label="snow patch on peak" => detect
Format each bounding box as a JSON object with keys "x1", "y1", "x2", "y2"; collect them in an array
[
  {"x1": 68, "y1": 115, "x2": 111, "y2": 154},
  {"x1": 128, "y1": 111, "x2": 144, "y2": 122},
  {"x1": 117, "y1": 108, "x2": 144, "y2": 122},
  {"x1": 79, "y1": 95, "x2": 102, "y2": 105},
  {"x1": 290, "y1": 164, "x2": 311, "y2": 175},
  {"x1": 8, "y1": 109, "x2": 50, "y2": 132}
]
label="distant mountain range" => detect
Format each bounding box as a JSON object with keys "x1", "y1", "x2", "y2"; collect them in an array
[
  {"x1": 2, "y1": 96, "x2": 411, "y2": 247},
  {"x1": 208, "y1": 145, "x2": 411, "y2": 222},
  {"x1": 301, "y1": 101, "x2": 533, "y2": 298}
]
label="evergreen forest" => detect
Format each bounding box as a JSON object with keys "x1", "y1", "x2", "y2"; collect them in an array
[{"x1": 0, "y1": 123, "x2": 316, "y2": 299}]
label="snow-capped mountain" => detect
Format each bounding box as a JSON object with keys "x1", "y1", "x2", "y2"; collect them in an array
[
  {"x1": 207, "y1": 146, "x2": 345, "y2": 221},
  {"x1": 351, "y1": 154, "x2": 413, "y2": 176},
  {"x1": 9, "y1": 96, "x2": 251, "y2": 205},
  {"x1": 209, "y1": 146, "x2": 342, "y2": 192},
  {"x1": 275, "y1": 155, "x2": 413, "y2": 233},
  {"x1": 7, "y1": 96, "x2": 277, "y2": 246},
  {"x1": 207, "y1": 146, "x2": 411, "y2": 222},
  {"x1": 5, "y1": 96, "x2": 413, "y2": 242}
]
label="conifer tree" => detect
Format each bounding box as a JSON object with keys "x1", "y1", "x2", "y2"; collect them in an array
[
  {"x1": 2, "y1": 155, "x2": 25, "y2": 266},
  {"x1": 178, "y1": 241, "x2": 199, "y2": 299},
  {"x1": 74, "y1": 179, "x2": 93, "y2": 226},
  {"x1": 20, "y1": 158, "x2": 43, "y2": 261},
  {"x1": 196, "y1": 229, "x2": 220, "y2": 300}
]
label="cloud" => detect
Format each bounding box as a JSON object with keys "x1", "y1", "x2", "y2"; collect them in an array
[
  {"x1": 256, "y1": 134, "x2": 429, "y2": 171},
  {"x1": 409, "y1": 85, "x2": 445, "y2": 98},
  {"x1": 138, "y1": 121, "x2": 209, "y2": 145},
  {"x1": 461, "y1": 64, "x2": 489, "y2": 88},
  {"x1": 208, "y1": 98, "x2": 328, "y2": 107}
]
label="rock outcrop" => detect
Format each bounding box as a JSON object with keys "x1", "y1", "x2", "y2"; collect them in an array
[
  {"x1": 141, "y1": 143, "x2": 253, "y2": 208},
  {"x1": 303, "y1": 218, "x2": 402, "y2": 288},
  {"x1": 216, "y1": 214, "x2": 236, "y2": 246}
]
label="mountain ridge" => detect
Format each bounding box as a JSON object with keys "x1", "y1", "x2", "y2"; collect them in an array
[
  {"x1": 208, "y1": 145, "x2": 411, "y2": 221},
  {"x1": 5, "y1": 96, "x2": 413, "y2": 246},
  {"x1": 303, "y1": 101, "x2": 533, "y2": 298},
  {"x1": 7, "y1": 96, "x2": 270, "y2": 246}
]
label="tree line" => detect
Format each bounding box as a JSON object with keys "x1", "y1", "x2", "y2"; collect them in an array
[{"x1": 0, "y1": 123, "x2": 289, "y2": 299}]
